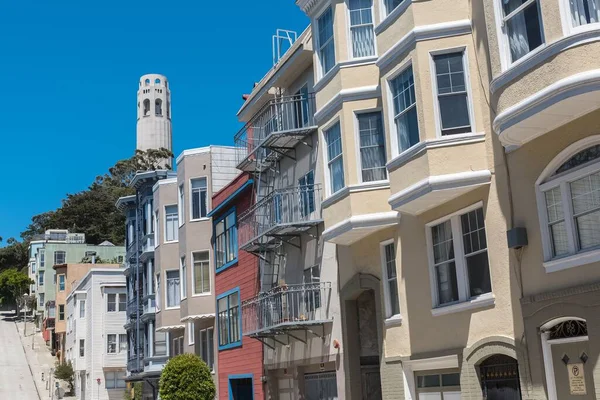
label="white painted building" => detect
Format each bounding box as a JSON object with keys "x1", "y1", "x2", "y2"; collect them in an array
[{"x1": 65, "y1": 268, "x2": 127, "y2": 400}]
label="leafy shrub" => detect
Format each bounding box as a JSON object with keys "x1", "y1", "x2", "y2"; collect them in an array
[{"x1": 159, "y1": 354, "x2": 215, "y2": 400}]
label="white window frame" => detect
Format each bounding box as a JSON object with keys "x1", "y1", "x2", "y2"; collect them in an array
[
  {"x1": 178, "y1": 184, "x2": 185, "y2": 227},
  {"x1": 315, "y1": 5, "x2": 336, "y2": 79},
  {"x1": 180, "y1": 256, "x2": 187, "y2": 299},
  {"x1": 379, "y1": 239, "x2": 402, "y2": 325},
  {"x1": 558, "y1": 0, "x2": 600, "y2": 35},
  {"x1": 79, "y1": 300, "x2": 85, "y2": 318},
  {"x1": 492, "y1": 0, "x2": 545, "y2": 71},
  {"x1": 424, "y1": 202, "x2": 494, "y2": 315},
  {"x1": 429, "y1": 47, "x2": 477, "y2": 138},
  {"x1": 165, "y1": 269, "x2": 181, "y2": 309},
  {"x1": 119, "y1": 334, "x2": 127, "y2": 353},
  {"x1": 353, "y1": 108, "x2": 388, "y2": 184},
  {"x1": 385, "y1": 59, "x2": 419, "y2": 159},
  {"x1": 154, "y1": 209, "x2": 159, "y2": 248},
  {"x1": 189, "y1": 177, "x2": 209, "y2": 221},
  {"x1": 164, "y1": 204, "x2": 179, "y2": 243},
  {"x1": 346, "y1": 0, "x2": 377, "y2": 60},
  {"x1": 200, "y1": 327, "x2": 215, "y2": 372},
  {"x1": 321, "y1": 118, "x2": 345, "y2": 197},
  {"x1": 155, "y1": 273, "x2": 161, "y2": 312},
  {"x1": 54, "y1": 250, "x2": 66, "y2": 265},
  {"x1": 58, "y1": 274, "x2": 65, "y2": 292},
  {"x1": 79, "y1": 339, "x2": 85, "y2": 358},
  {"x1": 379, "y1": 0, "x2": 411, "y2": 22},
  {"x1": 192, "y1": 250, "x2": 211, "y2": 296},
  {"x1": 535, "y1": 136, "x2": 600, "y2": 272},
  {"x1": 107, "y1": 334, "x2": 117, "y2": 354},
  {"x1": 188, "y1": 321, "x2": 195, "y2": 345},
  {"x1": 107, "y1": 293, "x2": 117, "y2": 312}
]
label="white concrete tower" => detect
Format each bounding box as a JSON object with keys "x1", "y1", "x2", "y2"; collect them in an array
[{"x1": 136, "y1": 74, "x2": 172, "y2": 153}]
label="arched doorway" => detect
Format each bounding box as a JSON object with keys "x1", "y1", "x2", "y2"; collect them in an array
[
  {"x1": 479, "y1": 354, "x2": 522, "y2": 400},
  {"x1": 541, "y1": 318, "x2": 594, "y2": 400}
]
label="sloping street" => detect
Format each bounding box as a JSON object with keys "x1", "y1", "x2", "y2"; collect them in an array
[{"x1": 0, "y1": 313, "x2": 40, "y2": 400}]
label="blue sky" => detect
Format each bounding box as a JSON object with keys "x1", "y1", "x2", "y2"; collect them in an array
[{"x1": 0, "y1": 1, "x2": 308, "y2": 243}]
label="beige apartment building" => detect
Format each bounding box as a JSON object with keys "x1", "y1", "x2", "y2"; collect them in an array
[{"x1": 214, "y1": 0, "x2": 600, "y2": 398}]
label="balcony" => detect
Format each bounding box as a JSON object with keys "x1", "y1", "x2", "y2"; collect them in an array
[
  {"x1": 239, "y1": 185, "x2": 323, "y2": 252},
  {"x1": 234, "y1": 94, "x2": 317, "y2": 172},
  {"x1": 140, "y1": 235, "x2": 155, "y2": 262},
  {"x1": 141, "y1": 295, "x2": 156, "y2": 321},
  {"x1": 242, "y1": 282, "x2": 331, "y2": 338},
  {"x1": 127, "y1": 298, "x2": 142, "y2": 319},
  {"x1": 127, "y1": 354, "x2": 144, "y2": 373}
]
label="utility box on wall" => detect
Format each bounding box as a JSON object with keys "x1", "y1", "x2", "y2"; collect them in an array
[{"x1": 507, "y1": 227, "x2": 528, "y2": 249}]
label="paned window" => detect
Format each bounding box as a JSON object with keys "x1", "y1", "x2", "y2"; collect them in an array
[
  {"x1": 79, "y1": 339, "x2": 85, "y2": 357},
  {"x1": 217, "y1": 290, "x2": 241, "y2": 348},
  {"x1": 79, "y1": 300, "x2": 85, "y2": 318},
  {"x1": 317, "y1": 7, "x2": 336, "y2": 75},
  {"x1": 58, "y1": 274, "x2": 65, "y2": 291},
  {"x1": 154, "y1": 210, "x2": 159, "y2": 245},
  {"x1": 155, "y1": 274, "x2": 161, "y2": 311},
  {"x1": 119, "y1": 334, "x2": 127, "y2": 353},
  {"x1": 570, "y1": 0, "x2": 600, "y2": 27},
  {"x1": 39, "y1": 293, "x2": 45, "y2": 308},
  {"x1": 172, "y1": 335, "x2": 184, "y2": 356},
  {"x1": 500, "y1": 0, "x2": 543, "y2": 63},
  {"x1": 349, "y1": 0, "x2": 375, "y2": 58},
  {"x1": 180, "y1": 257, "x2": 187, "y2": 299},
  {"x1": 390, "y1": 66, "x2": 419, "y2": 153},
  {"x1": 381, "y1": 241, "x2": 400, "y2": 317},
  {"x1": 38, "y1": 273, "x2": 44, "y2": 286},
  {"x1": 539, "y1": 145, "x2": 600, "y2": 261},
  {"x1": 191, "y1": 178, "x2": 208, "y2": 220},
  {"x1": 188, "y1": 321, "x2": 195, "y2": 345},
  {"x1": 215, "y1": 209, "x2": 237, "y2": 270},
  {"x1": 429, "y1": 207, "x2": 491, "y2": 307},
  {"x1": 118, "y1": 293, "x2": 126, "y2": 311},
  {"x1": 385, "y1": 0, "x2": 406, "y2": 15},
  {"x1": 107, "y1": 334, "x2": 117, "y2": 354},
  {"x1": 299, "y1": 171, "x2": 316, "y2": 217},
  {"x1": 193, "y1": 251, "x2": 210, "y2": 295},
  {"x1": 40, "y1": 250, "x2": 45, "y2": 268},
  {"x1": 54, "y1": 251, "x2": 66, "y2": 265},
  {"x1": 358, "y1": 111, "x2": 386, "y2": 182},
  {"x1": 178, "y1": 185, "x2": 185, "y2": 226},
  {"x1": 200, "y1": 328, "x2": 214, "y2": 371},
  {"x1": 433, "y1": 52, "x2": 472, "y2": 136},
  {"x1": 325, "y1": 122, "x2": 345, "y2": 194},
  {"x1": 105, "y1": 371, "x2": 126, "y2": 389},
  {"x1": 58, "y1": 305, "x2": 65, "y2": 321},
  {"x1": 166, "y1": 270, "x2": 181, "y2": 308},
  {"x1": 107, "y1": 294, "x2": 117, "y2": 312},
  {"x1": 165, "y1": 205, "x2": 179, "y2": 242}
]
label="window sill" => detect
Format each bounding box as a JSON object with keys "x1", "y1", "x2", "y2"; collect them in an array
[
  {"x1": 165, "y1": 306, "x2": 181, "y2": 311},
  {"x1": 544, "y1": 249, "x2": 600, "y2": 273},
  {"x1": 374, "y1": 0, "x2": 411, "y2": 35},
  {"x1": 164, "y1": 240, "x2": 179, "y2": 244},
  {"x1": 384, "y1": 314, "x2": 403, "y2": 327},
  {"x1": 192, "y1": 292, "x2": 212, "y2": 298},
  {"x1": 189, "y1": 217, "x2": 210, "y2": 223},
  {"x1": 431, "y1": 293, "x2": 495, "y2": 317}
]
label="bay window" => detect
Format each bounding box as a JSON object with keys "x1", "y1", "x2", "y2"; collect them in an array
[
  {"x1": 191, "y1": 177, "x2": 208, "y2": 220},
  {"x1": 317, "y1": 7, "x2": 335, "y2": 76},
  {"x1": 165, "y1": 205, "x2": 178, "y2": 242},
  {"x1": 570, "y1": 0, "x2": 600, "y2": 27},
  {"x1": 193, "y1": 251, "x2": 210, "y2": 295},
  {"x1": 427, "y1": 205, "x2": 491, "y2": 309},
  {"x1": 200, "y1": 327, "x2": 214, "y2": 371},
  {"x1": 215, "y1": 209, "x2": 237, "y2": 271},
  {"x1": 107, "y1": 334, "x2": 117, "y2": 354},
  {"x1": 299, "y1": 171, "x2": 316, "y2": 217},
  {"x1": 180, "y1": 256, "x2": 187, "y2": 299},
  {"x1": 348, "y1": 0, "x2": 375, "y2": 58},
  {"x1": 325, "y1": 122, "x2": 345, "y2": 194},
  {"x1": 166, "y1": 270, "x2": 181, "y2": 308},
  {"x1": 390, "y1": 65, "x2": 419, "y2": 153},
  {"x1": 178, "y1": 184, "x2": 185, "y2": 226},
  {"x1": 357, "y1": 111, "x2": 386, "y2": 182},
  {"x1": 500, "y1": 0, "x2": 543, "y2": 63},
  {"x1": 54, "y1": 251, "x2": 66, "y2": 265},
  {"x1": 384, "y1": 0, "x2": 407, "y2": 15},
  {"x1": 380, "y1": 241, "x2": 400, "y2": 318}
]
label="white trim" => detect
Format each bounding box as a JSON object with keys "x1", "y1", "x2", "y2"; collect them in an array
[
  {"x1": 191, "y1": 250, "x2": 212, "y2": 296},
  {"x1": 314, "y1": 85, "x2": 381, "y2": 123},
  {"x1": 428, "y1": 47, "x2": 477, "y2": 138},
  {"x1": 321, "y1": 117, "x2": 344, "y2": 198},
  {"x1": 152, "y1": 177, "x2": 177, "y2": 193},
  {"x1": 494, "y1": 69, "x2": 600, "y2": 146},
  {"x1": 315, "y1": 4, "x2": 336, "y2": 80},
  {"x1": 189, "y1": 176, "x2": 209, "y2": 222},
  {"x1": 180, "y1": 313, "x2": 215, "y2": 322},
  {"x1": 425, "y1": 202, "x2": 492, "y2": 310},
  {"x1": 490, "y1": 27, "x2": 600, "y2": 93},
  {"x1": 175, "y1": 147, "x2": 210, "y2": 165},
  {"x1": 388, "y1": 170, "x2": 491, "y2": 212},
  {"x1": 386, "y1": 132, "x2": 485, "y2": 172},
  {"x1": 188, "y1": 321, "x2": 195, "y2": 346},
  {"x1": 353, "y1": 108, "x2": 387, "y2": 184},
  {"x1": 384, "y1": 314, "x2": 403, "y2": 327},
  {"x1": 164, "y1": 204, "x2": 179, "y2": 243},
  {"x1": 547, "y1": 335, "x2": 589, "y2": 345},
  {"x1": 345, "y1": 0, "x2": 378, "y2": 61},
  {"x1": 180, "y1": 256, "x2": 187, "y2": 300},
  {"x1": 376, "y1": 19, "x2": 472, "y2": 70},
  {"x1": 379, "y1": 239, "x2": 402, "y2": 320},
  {"x1": 431, "y1": 293, "x2": 495, "y2": 316},
  {"x1": 178, "y1": 184, "x2": 185, "y2": 227},
  {"x1": 313, "y1": 57, "x2": 379, "y2": 93},
  {"x1": 322, "y1": 211, "x2": 400, "y2": 243},
  {"x1": 165, "y1": 268, "x2": 181, "y2": 310},
  {"x1": 385, "y1": 58, "x2": 417, "y2": 159},
  {"x1": 322, "y1": 180, "x2": 390, "y2": 208},
  {"x1": 402, "y1": 354, "x2": 459, "y2": 371},
  {"x1": 156, "y1": 324, "x2": 185, "y2": 333},
  {"x1": 375, "y1": 0, "x2": 412, "y2": 34}
]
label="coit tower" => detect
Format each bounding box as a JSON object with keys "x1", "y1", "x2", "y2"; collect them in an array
[{"x1": 136, "y1": 74, "x2": 172, "y2": 154}]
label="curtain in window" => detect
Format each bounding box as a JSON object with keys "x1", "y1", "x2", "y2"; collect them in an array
[
  {"x1": 391, "y1": 67, "x2": 419, "y2": 152},
  {"x1": 571, "y1": 0, "x2": 600, "y2": 26},
  {"x1": 432, "y1": 220, "x2": 458, "y2": 305},
  {"x1": 166, "y1": 271, "x2": 180, "y2": 307},
  {"x1": 326, "y1": 123, "x2": 344, "y2": 193},
  {"x1": 318, "y1": 8, "x2": 335, "y2": 74},
  {"x1": 358, "y1": 112, "x2": 386, "y2": 182},
  {"x1": 349, "y1": 0, "x2": 375, "y2": 58},
  {"x1": 191, "y1": 178, "x2": 208, "y2": 219},
  {"x1": 503, "y1": 0, "x2": 543, "y2": 62},
  {"x1": 571, "y1": 172, "x2": 600, "y2": 250},
  {"x1": 544, "y1": 187, "x2": 569, "y2": 256}
]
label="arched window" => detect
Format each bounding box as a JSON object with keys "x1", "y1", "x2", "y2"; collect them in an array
[
  {"x1": 143, "y1": 99, "x2": 150, "y2": 116},
  {"x1": 155, "y1": 99, "x2": 162, "y2": 116},
  {"x1": 479, "y1": 355, "x2": 522, "y2": 400},
  {"x1": 144, "y1": 79, "x2": 150, "y2": 86},
  {"x1": 537, "y1": 137, "x2": 600, "y2": 265},
  {"x1": 155, "y1": 78, "x2": 161, "y2": 84}
]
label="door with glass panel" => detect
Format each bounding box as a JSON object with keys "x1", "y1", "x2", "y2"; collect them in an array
[
  {"x1": 416, "y1": 372, "x2": 461, "y2": 400},
  {"x1": 304, "y1": 372, "x2": 338, "y2": 400}
]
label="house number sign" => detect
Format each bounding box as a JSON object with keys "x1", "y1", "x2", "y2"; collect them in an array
[{"x1": 568, "y1": 363, "x2": 586, "y2": 395}]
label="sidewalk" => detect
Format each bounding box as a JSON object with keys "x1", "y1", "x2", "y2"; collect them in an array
[{"x1": 15, "y1": 318, "x2": 57, "y2": 400}]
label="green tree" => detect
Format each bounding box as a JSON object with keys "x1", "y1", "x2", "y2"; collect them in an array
[
  {"x1": 159, "y1": 354, "x2": 216, "y2": 400},
  {"x1": 0, "y1": 238, "x2": 28, "y2": 273},
  {"x1": 54, "y1": 361, "x2": 75, "y2": 395},
  {"x1": 0, "y1": 269, "x2": 33, "y2": 309},
  {"x1": 21, "y1": 148, "x2": 173, "y2": 245}
]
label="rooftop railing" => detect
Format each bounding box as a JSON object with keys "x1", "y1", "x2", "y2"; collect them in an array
[
  {"x1": 234, "y1": 94, "x2": 317, "y2": 171},
  {"x1": 239, "y1": 184, "x2": 322, "y2": 251},
  {"x1": 242, "y1": 282, "x2": 331, "y2": 337}
]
